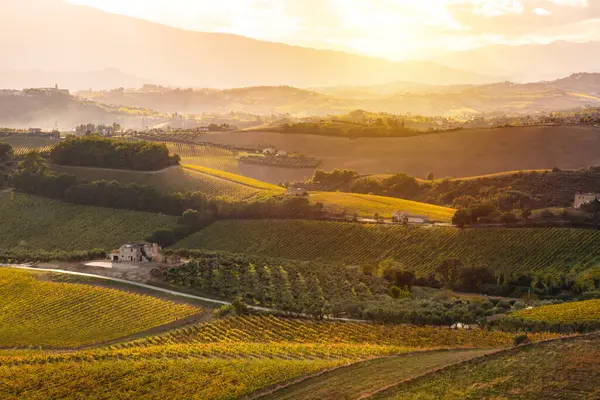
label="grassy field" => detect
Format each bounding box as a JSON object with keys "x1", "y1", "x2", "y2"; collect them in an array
[
  {"x1": 510, "y1": 299, "x2": 600, "y2": 323},
  {"x1": 371, "y1": 334, "x2": 600, "y2": 400},
  {"x1": 198, "y1": 126, "x2": 600, "y2": 179},
  {"x1": 174, "y1": 220, "x2": 600, "y2": 277},
  {"x1": 310, "y1": 192, "x2": 455, "y2": 222},
  {"x1": 0, "y1": 136, "x2": 58, "y2": 155},
  {"x1": 0, "y1": 268, "x2": 199, "y2": 348},
  {"x1": 52, "y1": 164, "x2": 262, "y2": 200},
  {"x1": 261, "y1": 349, "x2": 495, "y2": 400},
  {"x1": 0, "y1": 192, "x2": 177, "y2": 251}
]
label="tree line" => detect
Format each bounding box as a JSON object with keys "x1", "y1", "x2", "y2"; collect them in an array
[
  {"x1": 10, "y1": 151, "x2": 327, "y2": 246},
  {"x1": 50, "y1": 136, "x2": 180, "y2": 171}
]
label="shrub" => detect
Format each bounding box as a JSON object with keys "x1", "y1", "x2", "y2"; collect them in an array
[{"x1": 514, "y1": 334, "x2": 530, "y2": 346}]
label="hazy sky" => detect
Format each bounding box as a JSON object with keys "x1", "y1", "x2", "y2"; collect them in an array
[{"x1": 67, "y1": 0, "x2": 599, "y2": 59}]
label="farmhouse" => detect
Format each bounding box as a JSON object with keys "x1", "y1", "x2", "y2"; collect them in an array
[
  {"x1": 574, "y1": 192, "x2": 600, "y2": 208},
  {"x1": 276, "y1": 150, "x2": 288, "y2": 157},
  {"x1": 392, "y1": 211, "x2": 429, "y2": 224},
  {"x1": 111, "y1": 242, "x2": 162, "y2": 263},
  {"x1": 263, "y1": 147, "x2": 277, "y2": 155},
  {"x1": 285, "y1": 187, "x2": 309, "y2": 197}
]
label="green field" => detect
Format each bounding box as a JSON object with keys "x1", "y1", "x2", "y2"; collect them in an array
[
  {"x1": 261, "y1": 349, "x2": 494, "y2": 400},
  {"x1": 310, "y1": 192, "x2": 455, "y2": 222},
  {"x1": 0, "y1": 268, "x2": 199, "y2": 348},
  {"x1": 174, "y1": 220, "x2": 600, "y2": 277},
  {"x1": 371, "y1": 334, "x2": 600, "y2": 400},
  {"x1": 0, "y1": 136, "x2": 58, "y2": 155},
  {"x1": 0, "y1": 192, "x2": 177, "y2": 251},
  {"x1": 52, "y1": 164, "x2": 262, "y2": 200}
]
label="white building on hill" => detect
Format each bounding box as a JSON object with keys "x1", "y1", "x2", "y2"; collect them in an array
[
  {"x1": 574, "y1": 192, "x2": 600, "y2": 208},
  {"x1": 392, "y1": 211, "x2": 429, "y2": 224}
]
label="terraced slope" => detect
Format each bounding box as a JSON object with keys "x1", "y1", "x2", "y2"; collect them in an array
[
  {"x1": 370, "y1": 334, "x2": 600, "y2": 400},
  {"x1": 0, "y1": 192, "x2": 177, "y2": 251},
  {"x1": 310, "y1": 192, "x2": 455, "y2": 222},
  {"x1": 174, "y1": 220, "x2": 600, "y2": 276},
  {"x1": 0, "y1": 268, "x2": 199, "y2": 348}
]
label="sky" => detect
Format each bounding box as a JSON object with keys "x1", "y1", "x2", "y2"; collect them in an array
[{"x1": 67, "y1": 0, "x2": 600, "y2": 60}]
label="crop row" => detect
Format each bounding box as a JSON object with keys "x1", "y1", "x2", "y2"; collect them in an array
[{"x1": 119, "y1": 315, "x2": 558, "y2": 350}]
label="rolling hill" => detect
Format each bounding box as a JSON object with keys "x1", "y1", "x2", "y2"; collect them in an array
[
  {"x1": 0, "y1": 192, "x2": 177, "y2": 252},
  {"x1": 198, "y1": 125, "x2": 600, "y2": 179},
  {"x1": 173, "y1": 220, "x2": 600, "y2": 278}
]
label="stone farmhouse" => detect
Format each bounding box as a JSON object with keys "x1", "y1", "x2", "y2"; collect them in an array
[
  {"x1": 392, "y1": 211, "x2": 429, "y2": 224},
  {"x1": 110, "y1": 242, "x2": 162, "y2": 263},
  {"x1": 574, "y1": 192, "x2": 600, "y2": 208}
]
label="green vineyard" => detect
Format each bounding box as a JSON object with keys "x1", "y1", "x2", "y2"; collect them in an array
[
  {"x1": 52, "y1": 164, "x2": 262, "y2": 200},
  {"x1": 0, "y1": 268, "x2": 199, "y2": 348},
  {"x1": 0, "y1": 192, "x2": 177, "y2": 251},
  {"x1": 0, "y1": 136, "x2": 58, "y2": 155},
  {"x1": 174, "y1": 219, "x2": 600, "y2": 277}
]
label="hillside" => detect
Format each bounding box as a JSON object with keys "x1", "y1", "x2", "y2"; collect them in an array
[
  {"x1": 371, "y1": 334, "x2": 600, "y2": 399},
  {"x1": 173, "y1": 220, "x2": 600, "y2": 279},
  {"x1": 78, "y1": 75, "x2": 600, "y2": 117},
  {"x1": 0, "y1": 309, "x2": 556, "y2": 399},
  {"x1": 198, "y1": 126, "x2": 600, "y2": 179},
  {"x1": 310, "y1": 192, "x2": 455, "y2": 222},
  {"x1": 0, "y1": 192, "x2": 177, "y2": 251},
  {"x1": 0, "y1": 268, "x2": 198, "y2": 348}
]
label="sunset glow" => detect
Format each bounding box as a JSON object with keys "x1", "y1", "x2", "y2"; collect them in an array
[{"x1": 67, "y1": 0, "x2": 599, "y2": 59}]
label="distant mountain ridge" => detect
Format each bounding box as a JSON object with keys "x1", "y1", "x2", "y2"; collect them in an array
[
  {"x1": 77, "y1": 73, "x2": 600, "y2": 117},
  {"x1": 434, "y1": 41, "x2": 600, "y2": 82},
  {"x1": 0, "y1": 0, "x2": 495, "y2": 89}
]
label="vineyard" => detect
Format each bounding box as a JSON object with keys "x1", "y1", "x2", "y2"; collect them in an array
[
  {"x1": 174, "y1": 220, "x2": 600, "y2": 277},
  {"x1": 52, "y1": 164, "x2": 262, "y2": 200},
  {"x1": 118, "y1": 315, "x2": 557, "y2": 349},
  {"x1": 0, "y1": 136, "x2": 58, "y2": 155},
  {"x1": 163, "y1": 142, "x2": 240, "y2": 173},
  {"x1": 0, "y1": 192, "x2": 177, "y2": 251},
  {"x1": 510, "y1": 299, "x2": 600, "y2": 323},
  {"x1": 310, "y1": 192, "x2": 455, "y2": 222},
  {"x1": 0, "y1": 268, "x2": 199, "y2": 348},
  {"x1": 371, "y1": 334, "x2": 600, "y2": 400}
]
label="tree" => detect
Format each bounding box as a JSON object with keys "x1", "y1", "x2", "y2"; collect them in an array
[
  {"x1": 148, "y1": 229, "x2": 176, "y2": 247},
  {"x1": 521, "y1": 208, "x2": 532, "y2": 222},
  {"x1": 0, "y1": 143, "x2": 12, "y2": 162},
  {"x1": 436, "y1": 258, "x2": 462, "y2": 287},
  {"x1": 452, "y1": 208, "x2": 472, "y2": 228},
  {"x1": 426, "y1": 172, "x2": 435, "y2": 181}
]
